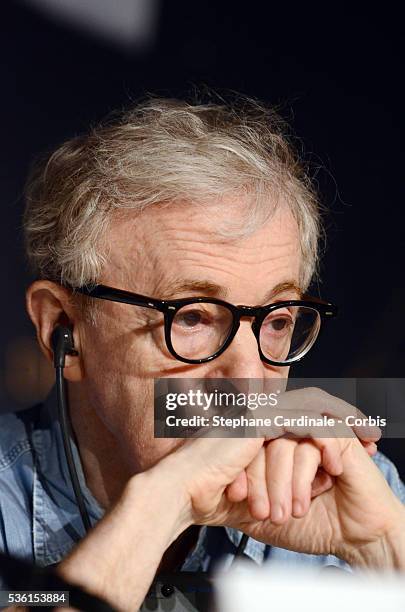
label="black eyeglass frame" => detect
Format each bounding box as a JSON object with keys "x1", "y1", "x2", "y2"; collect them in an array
[{"x1": 75, "y1": 284, "x2": 338, "y2": 366}]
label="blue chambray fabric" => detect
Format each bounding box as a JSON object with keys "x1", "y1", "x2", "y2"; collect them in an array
[{"x1": 0, "y1": 386, "x2": 404, "y2": 590}]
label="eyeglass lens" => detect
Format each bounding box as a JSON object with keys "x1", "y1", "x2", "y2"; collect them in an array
[{"x1": 170, "y1": 303, "x2": 321, "y2": 363}]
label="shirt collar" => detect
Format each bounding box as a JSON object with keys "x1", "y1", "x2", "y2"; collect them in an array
[
  {"x1": 224, "y1": 527, "x2": 266, "y2": 565},
  {"x1": 32, "y1": 386, "x2": 266, "y2": 567}
]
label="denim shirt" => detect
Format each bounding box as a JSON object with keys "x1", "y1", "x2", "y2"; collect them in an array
[{"x1": 0, "y1": 387, "x2": 404, "y2": 608}]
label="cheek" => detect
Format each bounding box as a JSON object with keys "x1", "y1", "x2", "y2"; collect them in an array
[
  {"x1": 81, "y1": 303, "x2": 171, "y2": 378},
  {"x1": 81, "y1": 320, "x2": 185, "y2": 470}
]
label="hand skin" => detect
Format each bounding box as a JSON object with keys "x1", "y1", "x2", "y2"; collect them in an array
[
  {"x1": 3, "y1": 467, "x2": 194, "y2": 612},
  {"x1": 55, "y1": 437, "x2": 263, "y2": 611},
  {"x1": 219, "y1": 437, "x2": 405, "y2": 570},
  {"x1": 4, "y1": 395, "x2": 382, "y2": 612},
  {"x1": 225, "y1": 386, "x2": 381, "y2": 523},
  {"x1": 226, "y1": 437, "x2": 378, "y2": 522},
  {"x1": 55, "y1": 394, "x2": 377, "y2": 611},
  {"x1": 54, "y1": 435, "x2": 405, "y2": 612}
]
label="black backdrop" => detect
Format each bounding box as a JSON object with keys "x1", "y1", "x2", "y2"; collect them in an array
[{"x1": 1, "y1": 1, "x2": 404, "y2": 476}]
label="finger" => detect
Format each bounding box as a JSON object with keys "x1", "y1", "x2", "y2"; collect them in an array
[
  {"x1": 306, "y1": 388, "x2": 382, "y2": 442},
  {"x1": 291, "y1": 441, "x2": 321, "y2": 518},
  {"x1": 321, "y1": 394, "x2": 381, "y2": 442},
  {"x1": 361, "y1": 440, "x2": 378, "y2": 456},
  {"x1": 312, "y1": 436, "x2": 343, "y2": 476},
  {"x1": 277, "y1": 418, "x2": 346, "y2": 476},
  {"x1": 277, "y1": 388, "x2": 381, "y2": 442},
  {"x1": 246, "y1": 448, "x2": 270, "y2": 520},
  {"x1": 297, "y1": 423, "x2": 376, "y2": 474},
  {"x1": 265, "y1": 438, "x2": 296, "y2": 525},
  {"x1": 227, "y1": 470, "x2": 248, "y2": 503},
  {"x1": 311, "y1": 468, "x2": 334, "y2": 497}
]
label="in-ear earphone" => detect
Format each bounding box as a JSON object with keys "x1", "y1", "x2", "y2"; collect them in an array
[
  {"x1": 51, "y1": 324, "x2": 91, "y2": 533},
  {"x1": 51, "y1": 325, "x2": 78, "y2": 368}
]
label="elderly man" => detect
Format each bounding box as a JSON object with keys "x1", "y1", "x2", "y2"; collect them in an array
[{"x1": 0, "y1": 97, "x2": 404, "y2": 611}]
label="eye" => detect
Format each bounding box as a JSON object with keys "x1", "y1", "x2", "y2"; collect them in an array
[
  {"x1": 270, "y1": 317, "x2": 290, "y2": 331},
  {"x1": 177, "y1": 310, "x2": 205, "y2": 328},
  {"x1": 174, "y1": 308, "x2": 213, "y2": 330},
  {"x1": 262, "y1": 311, "x2": 295, "y2": 336}
]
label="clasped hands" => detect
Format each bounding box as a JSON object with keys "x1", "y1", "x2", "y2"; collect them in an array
[
  {"x1": 56, "y1": 387, "x2": 405, "y2": 612},
  {"x1": 159, "y1": 387, "x2": 405, "y2": 568}
]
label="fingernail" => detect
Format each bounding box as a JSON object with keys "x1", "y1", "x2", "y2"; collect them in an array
[
  {"x1": 293, "y1": 499, "x2": 303, "y2": 516},
  {"x1": 271, "y1": 503, "x2": 283, "y2": 523}
]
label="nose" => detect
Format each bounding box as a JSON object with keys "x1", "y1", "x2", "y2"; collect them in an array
[{"x1": 205, "y1": 318, "x2": 279, "y2": 379}]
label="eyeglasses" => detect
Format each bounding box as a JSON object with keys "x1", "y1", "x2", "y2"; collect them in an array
[{"x1": 75, "y1": 284, "x2": 338, "y2": 366}]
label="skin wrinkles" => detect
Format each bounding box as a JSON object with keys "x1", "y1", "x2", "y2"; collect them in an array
[
  {"x1": 168, "y1": 233, "x2": 296, "y2": 259},
  {"x1": 107, "y1": 202, "x2": 300, "y2": 298},
  {"x1": 164, "y1": 238, "x2": 297, "y2": 285},
  {"x1": 149, "y1": 280, "x2": 301, "y2": 304},
  {"x1": 54, "y1": 198, "x2": 302, "y2": 506}
]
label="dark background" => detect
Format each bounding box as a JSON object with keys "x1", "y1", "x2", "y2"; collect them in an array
[{"x1": 0, "y1": 1, "x2": 403, "y2": 475}]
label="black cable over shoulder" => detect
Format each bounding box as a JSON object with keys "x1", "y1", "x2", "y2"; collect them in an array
[
  {"x1": 55, "y1": 366, "x2": 91, "y2": 533},
  {"x1": 234, "y1": 533, "x2": 249, "y2": 558}
]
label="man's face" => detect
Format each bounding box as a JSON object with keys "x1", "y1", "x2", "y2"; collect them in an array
[{"x1": 78, "y1": 198, "x2": 302, "y2": 473}]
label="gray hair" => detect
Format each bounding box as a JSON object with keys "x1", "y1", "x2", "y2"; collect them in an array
[{"x1": 23, "y1": 95, "x2": 323, "y2": 293}]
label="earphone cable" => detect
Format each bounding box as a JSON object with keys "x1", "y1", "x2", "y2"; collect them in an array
[{"x1": 55, "y1": 365, "x2": 92, "y2": 534}]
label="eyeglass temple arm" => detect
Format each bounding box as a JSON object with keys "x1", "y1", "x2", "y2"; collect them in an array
[
  {"x1": 301, "y1": 294, "x2": 338, "y2": 317},
  {"x1": 74, "y1": 284, "x2": 164, "y2": 311}
]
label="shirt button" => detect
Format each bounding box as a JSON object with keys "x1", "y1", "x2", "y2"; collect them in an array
[{"x1": 161, "y1": 584, "x2": 175, "y2": 598}]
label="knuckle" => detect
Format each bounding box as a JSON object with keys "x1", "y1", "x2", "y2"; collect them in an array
[{"x1": 301, "y1": 386, "x2": 325, "y2": 410}]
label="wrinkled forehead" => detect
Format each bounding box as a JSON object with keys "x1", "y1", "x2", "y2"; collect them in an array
[{"x1": 102, "y1": 198, "x2": 302, "y2": 302}]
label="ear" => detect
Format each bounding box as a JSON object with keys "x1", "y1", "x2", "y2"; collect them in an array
[{"x1": 26, "y1": 280, "x2": 84, "y2": 382}]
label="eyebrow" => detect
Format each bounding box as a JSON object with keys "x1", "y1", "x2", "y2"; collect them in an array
[{"x1": 158, "y1": 279, "x2": 301, "y2": 304}]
